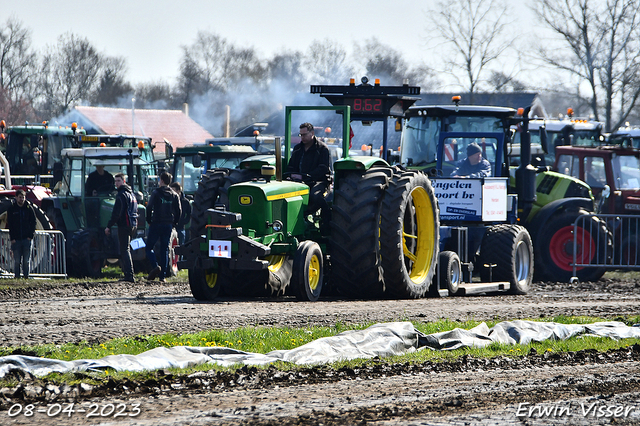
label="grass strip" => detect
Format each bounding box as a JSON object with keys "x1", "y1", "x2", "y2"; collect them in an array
[{"x1": 0, "y1": 315, "x2": 638, "y2": 383}]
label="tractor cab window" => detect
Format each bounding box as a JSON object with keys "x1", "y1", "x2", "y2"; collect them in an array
[
  {"x1": 62, "y1": 158, "x2": 84, "y2": 196},
  {"x1": 584, "y1": 156, "x2": 606, "y2": 188},
  {"x1": 573, "y1": 130, "x2": 600, "y2": 147},
  {"x1": 400, "y1": 116, "x2": 440, "y2": 167},
  {"x1": 445, "y1": 137, "x2": 498, "y2": 177},
  {"x1": 174, "y1": 155, "x2": 202, "y2": 194},
  {"x1": 556, "y1": 154, "x2": 573, "y2": 176},
  {"x1": 7, "y1": 133, "x2": 41, "y2": 175},
  {"x1": 613, "y1": 154, "x2": 640, "y2": 189}
]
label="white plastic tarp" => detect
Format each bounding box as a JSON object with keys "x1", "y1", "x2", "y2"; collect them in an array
[{"x1": 0, "y1": 320, "x2": 638, "y2": 379}]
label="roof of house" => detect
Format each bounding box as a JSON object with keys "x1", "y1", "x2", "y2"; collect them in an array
[{"x1": 69, "y1": 106, "x2": 214, "y2": 148}]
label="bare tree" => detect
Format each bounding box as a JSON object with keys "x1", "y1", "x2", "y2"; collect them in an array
[
  {"x1": 353, "y1": 38, "x2": 439, "y2": 90},
  {"x1": 267, "y1": 51, "x2": 307, "y2": 92},
  {"x1": 91, "y1": 56, "x2": 133, "y2": 106},
  {"x1": 489, "y1": 70, "x2": 528, "y2": 92},
  {"x1": 426, "y1": 0, "x2": 513, "y2": 95},
  {"x1": 38, "y1": 33, "x2": 103, "y2": 117},
  {"x1": 303, "y1": 39, "x2": 353, "y2": 85},
  {"x1": 0, "y1": 17, "x2": 37, "y2": 123},
  {"x1": 178, "y1": 31, "x2": 264, "y2": 97},
  {"x1": 534, "y1": 0, "x2": 640, "y2": 131}
]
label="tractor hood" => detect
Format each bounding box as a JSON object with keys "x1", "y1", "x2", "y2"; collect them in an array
[{"x1": 228, "y1": 180, "x2": 309, "y2": 237}]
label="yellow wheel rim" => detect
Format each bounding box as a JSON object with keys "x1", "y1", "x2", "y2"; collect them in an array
[
  {"x1": 402, "y1": 186, "x2": 436, "y2": 283},
  {"x1": 308, "y1": 254, "x2": 320, "y2": 291},
  {"x1": 267, "y1": 255, "x2": 286, "y2": 272},
  {"x1": 205, "y1": 270, "x2": 218, "y2": 289}
]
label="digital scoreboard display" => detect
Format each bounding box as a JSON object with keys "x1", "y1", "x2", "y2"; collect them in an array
[{"x1": 344, "y1": 97, "x2": 384, "y2": 115}]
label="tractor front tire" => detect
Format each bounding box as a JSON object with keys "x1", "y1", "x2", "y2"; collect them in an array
[
  {"x1": 189, "y1": 268, "x2": 221, "y2": 300},
  {"x1": 291, "y1": 241, "x2": 323, "y2": 302}
]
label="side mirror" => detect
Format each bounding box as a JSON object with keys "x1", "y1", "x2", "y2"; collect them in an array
[
  {"x1": 602, "y1": 184, "x2": 611, "y2": 200},
  {"x1": 192, "y1": 155, "x2": 202, "y2": 168}
]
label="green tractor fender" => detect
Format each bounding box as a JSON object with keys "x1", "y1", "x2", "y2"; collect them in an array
[
  {"x1": 333, "y1": 156, "x2": 390, "y2": 185},
  {"x1": 524, "y1": 197, "x2": 595, "y2": 246}
]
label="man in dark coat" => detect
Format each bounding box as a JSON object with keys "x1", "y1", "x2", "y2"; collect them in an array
[
  {"x1": 286, "y1": 122, "x2": 332, "y2": 230},
  {"x1": 451, "y1": 142, "x2": 492, "y2": 178},
  {"x1": 7, "y1": 189, "x2": 36, "y2": 279},
  {"x1": 145, "y1": 172, "x2": 181, "y2": 281},
  {"x1": 105, "y1": 173, "x2": 138, "y2": 282},
  {"x1": 85, "y1": 165, "x2": 115, "y2": 196},
  {"x1": 169, "y1": 182, "x2": 191, "y2": 246}
]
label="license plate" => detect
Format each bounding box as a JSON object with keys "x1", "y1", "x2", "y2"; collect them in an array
[{"x1": 209, "y1": 240, "x2": 231, "y2": 258}]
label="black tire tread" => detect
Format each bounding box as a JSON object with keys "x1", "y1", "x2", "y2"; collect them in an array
[
  {"x1": 330, "y1": 168, "x2": 392, "y2": 299},
  {"x1": 478, "y1": 224, "x2": 533, "y2": 294}
]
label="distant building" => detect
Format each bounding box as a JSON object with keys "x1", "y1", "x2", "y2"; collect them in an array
[{"x1": 59, "y1": 106, "x2": 214, "y2": 149}]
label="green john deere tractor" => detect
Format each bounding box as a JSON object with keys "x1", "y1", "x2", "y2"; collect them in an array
[{"x1": 177, "y1": 79, "x2": 441, "y2": 301}]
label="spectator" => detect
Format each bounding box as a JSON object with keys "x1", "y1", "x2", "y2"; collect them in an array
[
  {"x1": 7, "y1": 189, "x2": 36, "y2": 279},
  {"x1": 169, "y1": 182, "x2": 191, "y2": 246},
  {"x1": 105, "y1": 173, "x2": 138, "y2": 283},
  {"x1": 145, "y1": 172, "x2": 181, "y2": 282}
]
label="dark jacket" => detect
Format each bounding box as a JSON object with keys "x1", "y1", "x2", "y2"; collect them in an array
[
  {"x1": 85, "y1": 170, "x2": 115, "y2": 195},
  {"x1": 176, "y1": 193, "x2": 192, "y2": 230},
  {"x1": 107, "y1": 184, "x2": 137, "y2": 229},
  {"x1": 451, "y1": 158, "x2": 492, "y2": 178},
  {"x1": 286, "y1": 137, "x2": 331, "y2": 184},
  {"x1": 7, "y1": 199, "x2": 37, "y2": 241},
  {"x1": 146, "y1": 185, "x2": 181, "y2": 226}
]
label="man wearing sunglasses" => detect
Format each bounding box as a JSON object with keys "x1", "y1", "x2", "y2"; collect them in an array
[{"x1": 287, "y1": 122, "x2": 332, "y2": 232}]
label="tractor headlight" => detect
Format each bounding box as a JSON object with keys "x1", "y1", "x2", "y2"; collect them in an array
[{"x1": 272, "y1": 220, "x2": 283, "y2": 232}]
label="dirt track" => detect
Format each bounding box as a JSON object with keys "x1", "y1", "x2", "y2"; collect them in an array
[{"x1": 1, "y1": 276, "x2": 640, "y2": 425}]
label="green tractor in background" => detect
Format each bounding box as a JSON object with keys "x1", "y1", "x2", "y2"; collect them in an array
[
  {"x1": 40, "y1": 146, "x2": 153, "y2": 277},
  {"x1": 171, "y1": 144, "x2": 258, "y2": 196},
  {"x1": 0, "y1": 120, "x2": 86, "y2": 187},
  {"x1": 178, "y1": 79, "x2": 441, "y2": 301}
]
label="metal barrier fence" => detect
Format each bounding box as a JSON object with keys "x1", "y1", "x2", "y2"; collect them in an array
[
  {"x1": 0, "y1": 230, "x2": 66, "y2": 278},
  {"x1": 572, "y1": 213, "x2": 640, "y2": 281}
]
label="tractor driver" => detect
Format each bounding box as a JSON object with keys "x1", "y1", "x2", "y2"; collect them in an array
[
  {"x1": 85, "y1": 164, "x2": 115, "y2": 196},
  {"x1": 287, "y1": 122, "x2": 332, "y2": 231},
  {"x1": 451, "y1": 142, "x2": 491, "y2": 178}
]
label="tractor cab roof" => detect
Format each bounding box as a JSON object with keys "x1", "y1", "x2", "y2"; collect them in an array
[
  {"x1": 174, "y1": 144, "x2": 257, "y2": 155},
  {"x1": 407, "y1": 104, "x2": 517, "y2": 119},
  {"x1": 61, "y1": 147, "x2": 147, "y2": 164},
  {"x1": 526, "y1": 118, "x2": 603, "y2": 132}
]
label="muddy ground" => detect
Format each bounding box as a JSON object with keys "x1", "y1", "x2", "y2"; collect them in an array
[{"x1": 1, "y1": 276, "x2": 640, "y2": 425}]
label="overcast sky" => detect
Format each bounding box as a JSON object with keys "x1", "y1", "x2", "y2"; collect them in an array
[{"x1": 7, "y1": 0, "x2": 540, "y2": 87}]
